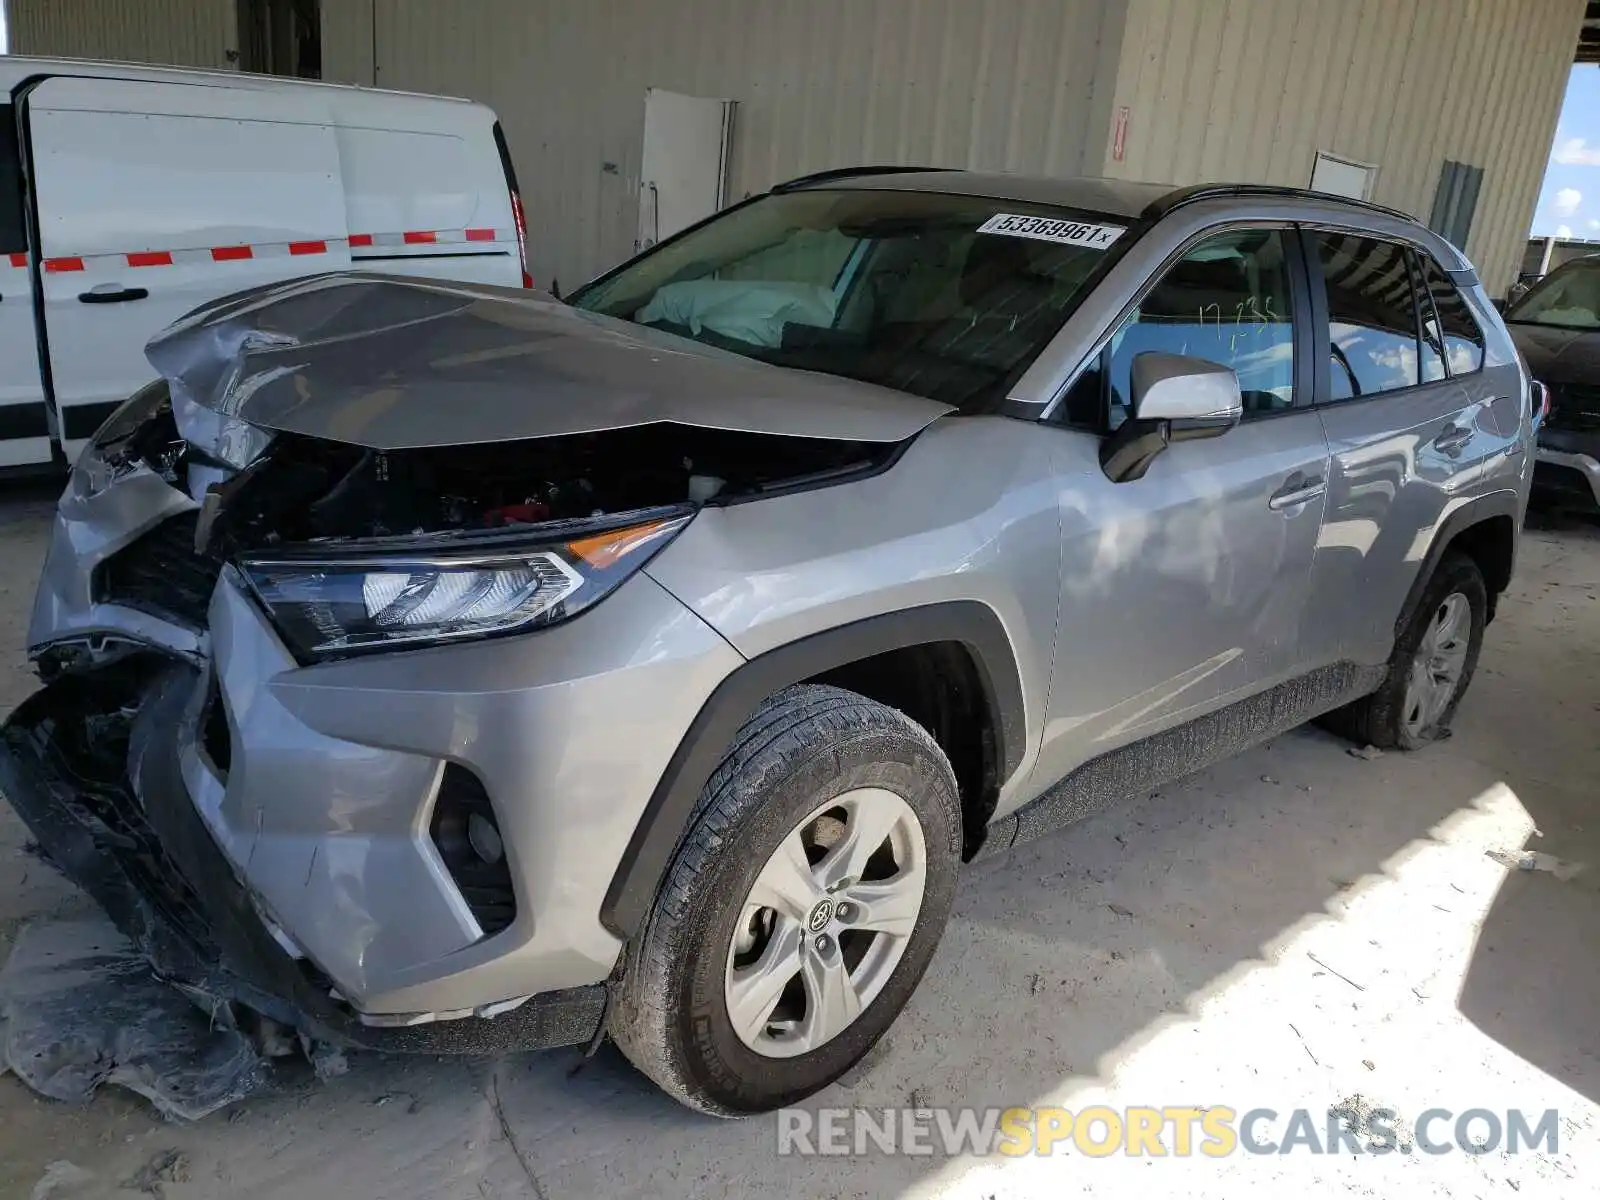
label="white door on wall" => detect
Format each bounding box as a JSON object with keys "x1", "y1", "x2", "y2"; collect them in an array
[
  {"x1": 1310, "y1": 151, "x2": 1376, "y2": 201},
  {"x1": 637, "y1": 88, "x2": 735, "y2": 253}
]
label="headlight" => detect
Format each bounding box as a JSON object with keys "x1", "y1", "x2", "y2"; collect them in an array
[{"x1": 240, "y1": 509, "x2": 691, "y2": 660}]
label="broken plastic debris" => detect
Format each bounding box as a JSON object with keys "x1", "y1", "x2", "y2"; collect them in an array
[
  {"x1": 1485, "y1": 849, "x2": 1586, "y2": 881},
  {"x1": 0, "y1": 915, "x2": 269, "y2": 1121},
  {"x1": 1347, "y1": 745, "x2": 1383, "y2": 760}
]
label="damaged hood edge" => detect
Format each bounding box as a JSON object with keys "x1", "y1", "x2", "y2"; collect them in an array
[{"x1": 146, "y1": 272, "x2": 955, "y2": 456}]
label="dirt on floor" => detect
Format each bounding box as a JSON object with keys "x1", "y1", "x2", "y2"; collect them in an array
[{"x1": 0, "y1": 484, "x2": 1597, "y2": 1199}]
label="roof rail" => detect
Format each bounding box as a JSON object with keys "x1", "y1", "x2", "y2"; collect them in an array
[
  {"x1": 771, "y1": 165, "x2": 962, "y2": 192},
  {"x1": 1143, "y1": 183, "x2": 1417, "y2": 225}
]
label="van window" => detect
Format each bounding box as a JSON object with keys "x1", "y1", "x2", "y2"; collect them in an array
[
  {"x1": 1314, "y1": 234, "x2": 1424, "y2": 400},
  {"x1": 0, "y1": 106, "x2": 26, "y2": 256}
]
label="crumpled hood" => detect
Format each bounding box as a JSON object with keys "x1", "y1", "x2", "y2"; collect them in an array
[{"x1": 144, "y1": 272, "x2": 952, "y2": 459}]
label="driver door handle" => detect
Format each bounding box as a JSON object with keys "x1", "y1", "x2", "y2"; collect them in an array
[{"x1": 1268, "y1": 471, "x2": 1326, "y2": 511}]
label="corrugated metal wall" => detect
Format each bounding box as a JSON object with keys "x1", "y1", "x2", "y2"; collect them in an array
[
  {"x1": 322, "y1": 0, "x2": 1124, "y2": 291},
  {"x1": 8, "y1": 0, "x2": 238, "y2": 70},
  {"x1": 1100, "y1": 0, "x2": 1584, "y2": 291}
]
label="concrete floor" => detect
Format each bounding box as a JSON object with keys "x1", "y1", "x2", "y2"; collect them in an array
[{"x1": 0, "y1": 484, "x2": 1596, "y2": 1199}]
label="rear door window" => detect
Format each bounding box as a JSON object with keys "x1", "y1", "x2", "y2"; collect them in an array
[
  {"x1": 0, "y1": 105, "x2": 26, "y2": 256},
  {"x1": 1313, "y1": 234, "x2": 1426, "y2": 400}
]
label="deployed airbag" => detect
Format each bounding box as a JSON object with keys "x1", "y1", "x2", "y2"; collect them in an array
[{"x1": 636, "y1": 279, "x2": 840, "y2": 348}]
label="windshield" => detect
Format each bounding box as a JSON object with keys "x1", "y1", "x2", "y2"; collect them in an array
[
  {"x1": 1505, "y1": 259, "x2": 1600, "y2": 329},
  {"x1": 570, "y1": 189, "x2": 1131, "y2": 412}
]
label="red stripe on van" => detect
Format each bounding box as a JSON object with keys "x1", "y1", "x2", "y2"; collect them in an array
[
  {"x1": 44, "y1": 258, "x2": 85, "y2": 272},
  {"x1": 127, "y1": 251, "x2": 174, "y2": 268},
  {"x1": 465, "y1": 228, "x2": 496, "y2": 241},
  {"x1": 348, "y1": 234, "x2": 374, "y2": 248},
  {"x1": 7, "y1": 253, "x2": 25, "y2": 268},
  {"x1": 211, "y1": 246, "x2": 253, "y2": 262},
  {"x1": 289, "y1": 241, "x2": 328, "y2": 256},
  {"x1": 403, "y1": 231, "x2": 438, "y2": 244}
]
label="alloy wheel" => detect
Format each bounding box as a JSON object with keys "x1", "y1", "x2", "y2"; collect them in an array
[{"x1": 724, "y1": 787, "x2": 926, "y2": 1058}]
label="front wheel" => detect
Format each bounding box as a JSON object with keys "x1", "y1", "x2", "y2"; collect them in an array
[{"x1": 608, "y1": 684, "x2": 963, "y2": 1115}]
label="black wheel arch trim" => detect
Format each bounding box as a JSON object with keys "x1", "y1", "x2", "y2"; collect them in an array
[
  {"x1": 599, "y1": 600, "x2": 1027, "y2": 938},
  {"x1": 1396, "y1": 491, "x2": 1520, "y2": 634}
]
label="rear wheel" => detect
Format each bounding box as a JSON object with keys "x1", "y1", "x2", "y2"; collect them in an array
[
  {"x1": 1330, "y1": 551, "x2": 1487, "y2": 750},
  {"x1": 608, "y1": 684, "x2": 962, "y2": 1115}
]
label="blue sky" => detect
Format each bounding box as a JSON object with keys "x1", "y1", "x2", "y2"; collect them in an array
[{"x1": 1533, "y1": 65, "x2": 1600, "y2": 240}]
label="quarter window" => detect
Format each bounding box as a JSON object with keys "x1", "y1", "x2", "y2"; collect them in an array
[
  {"x1": 1107, "y1": 228, "x2": 1297, "y2": 426},
  {"x1": 1412, "y1": 252, "x2": 1447, "y2": 383},
  {"x1": 1419, "y1": 253, "x2": 1485, "y2": 374},
  {"x1": 1315, "y1": 234, "x2": 1426, "y2": 400},
  {"x1": 0, "y1": 106, "x2": 26, "y2": 257}
]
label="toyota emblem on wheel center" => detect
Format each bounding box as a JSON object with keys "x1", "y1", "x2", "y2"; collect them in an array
[{"x1": 807, "y1": 899, "x2": 834, "y2": 932}]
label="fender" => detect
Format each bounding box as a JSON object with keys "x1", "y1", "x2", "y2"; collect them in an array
[
  {"x1": 1395, "y1": 490, "x2": 1521, "y2": 633},
  {"x1": 599, "y1": 600, "x2": 1027, "y2": 938}
]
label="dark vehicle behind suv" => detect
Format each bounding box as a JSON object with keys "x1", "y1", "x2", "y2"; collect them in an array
[{"x1": 1504, "y1": 255, "x2": 1600, "y2": 511}]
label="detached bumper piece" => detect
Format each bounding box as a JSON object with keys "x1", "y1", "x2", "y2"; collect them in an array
[{"x1": 0, "y1": 666, "x2": 606, "y2": 1056}]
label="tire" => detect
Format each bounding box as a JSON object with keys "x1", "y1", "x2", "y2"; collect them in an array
[
  {"x1": 608, "y1": 683, "x2": 963, "y2": 1116},
  {"x1": 1329, "y1": 551, "x2": 1488, "y2": 751}
]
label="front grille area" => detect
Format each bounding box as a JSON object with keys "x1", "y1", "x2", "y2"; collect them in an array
[
  {"x1": 96, "y1": 512, "x2": 224, "y2": 628},
  {"x1": 1548, "y1": 383, "x2": 1600, "y2": 434},
  {"x1": 13, "y1": 678, "x2": 216, "y2": 954},
  {"x1": 430, "y1": 765, "x2": 517, "y2": 937}
]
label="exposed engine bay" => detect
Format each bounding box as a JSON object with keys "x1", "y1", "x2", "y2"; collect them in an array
[{"x1": 102, "y1": 391, "x2": 894, "y2": 558}]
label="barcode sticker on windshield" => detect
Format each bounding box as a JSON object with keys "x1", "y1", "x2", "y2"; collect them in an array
[{"x1": 977, "y1": 213, "x2": 1125, "y2": 249}]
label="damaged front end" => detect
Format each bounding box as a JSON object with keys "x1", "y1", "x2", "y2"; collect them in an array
[{"x1": 4, "y1": 272, "x2": 937, "y2": 1056}]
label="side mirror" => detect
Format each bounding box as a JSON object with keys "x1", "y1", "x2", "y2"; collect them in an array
[{"x1": 1100, "y1": 352, "x2": 1244, "y2": 483}]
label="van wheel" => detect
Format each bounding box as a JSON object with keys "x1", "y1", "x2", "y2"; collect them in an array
[
  {"x1": 608, "y1": 684, "x2": 962, "y2": 1115},
  {"x1": 1330, "y1": 552, "x2": 1487, "y2": 751}
]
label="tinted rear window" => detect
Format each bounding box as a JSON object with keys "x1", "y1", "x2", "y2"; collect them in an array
[{"x1": 1419, "y1": 253, "x2": 1484, "y2": 373}]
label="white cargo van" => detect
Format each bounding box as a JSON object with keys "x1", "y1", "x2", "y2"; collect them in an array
[{"x1": 0, "y1": 57, "x2": 532, "y2": 470}]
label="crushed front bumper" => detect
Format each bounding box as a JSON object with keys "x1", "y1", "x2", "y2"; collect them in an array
[
  {"x1": 8, "y1": 473, "x2": 744, "y2": 1050},
  {"x1": 0, "y1": 670, "x2": 609, "y2": 1054}
]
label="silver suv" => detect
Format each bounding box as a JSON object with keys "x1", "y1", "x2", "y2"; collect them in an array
[{"x1": 1, "y1": 170, "x2": 1532, "y2": 1115}]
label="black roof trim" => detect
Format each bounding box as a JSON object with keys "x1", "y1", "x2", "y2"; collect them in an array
[
  {"x1": 1145, "y1": 183, "x2": 1416, "y2": 225},
  {"x1": 771, "y1": 165, "x2": 964, "y2": 193}
]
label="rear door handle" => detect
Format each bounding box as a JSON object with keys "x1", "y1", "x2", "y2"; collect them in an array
[
  {"x1": 1433, "y1": 423, "x2": 1472, "y2": 454},
  {"x1": 1268, "y1": 472, "x2": 1326, "y2": 511},
  {"x1": 78, "y1": 285, "x2": 148, "y2": 304}
]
